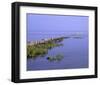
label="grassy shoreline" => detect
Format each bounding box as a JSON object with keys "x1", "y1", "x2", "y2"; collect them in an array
[
  {"x1": 27, "y1": 37, "x2": 64, "y2": 58},
  {"x1": 27, "y1": 35, "x2": 83, "y2": 58}
]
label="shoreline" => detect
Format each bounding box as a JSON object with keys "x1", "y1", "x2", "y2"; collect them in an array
[{"x1": 27, "y1": 36, "x2": 67, "y2": 58}]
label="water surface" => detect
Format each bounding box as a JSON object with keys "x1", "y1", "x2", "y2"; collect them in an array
[{"x1": 27, "y1": 33, "x2": 88, "y2": 71}]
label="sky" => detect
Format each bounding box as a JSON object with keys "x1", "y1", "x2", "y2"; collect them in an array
[{"x1": 27, "y1": 13, "x2": 89, "y2": 33}]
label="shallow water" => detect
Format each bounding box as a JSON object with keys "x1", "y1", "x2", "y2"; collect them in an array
[{"x1": 27, "y1": 33, "x2": 88, "y2": 71}]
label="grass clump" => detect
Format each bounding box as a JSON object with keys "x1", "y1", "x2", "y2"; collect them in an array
[
  {"x1": 47, "y1": 54, "x2": 64, "y2": 62},
  {"x1": 27, "y1": 42, "x2": 60, "y2": 58}
]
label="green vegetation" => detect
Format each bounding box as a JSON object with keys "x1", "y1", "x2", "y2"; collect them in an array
[
  {"x1": 27, "y1": 41, "x2": 62, "y2": 58},
  {"x1": 47, "y1": 54, "x2": 63, "y2": 62}
]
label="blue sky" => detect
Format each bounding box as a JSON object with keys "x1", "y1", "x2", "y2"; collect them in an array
[{"x1": 27, "y1": 14, "x2": 88, "y2": 33}]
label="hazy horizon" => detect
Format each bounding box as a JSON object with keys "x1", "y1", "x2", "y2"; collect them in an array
[{"x1": 27, "y1": 14, "x2": 89, "y2": 33}]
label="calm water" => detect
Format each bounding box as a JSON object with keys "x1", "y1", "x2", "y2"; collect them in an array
[{"x1": 27, "y1": 33, "x2": 88, "y2": 71}]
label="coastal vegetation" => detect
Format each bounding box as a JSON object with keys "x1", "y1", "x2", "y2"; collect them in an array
[
  {"x1": 47, "y1": 54, "x2": 63, "y2": 62},
  {"x1": 27, "y1": 37, "x2": 64, "y2": 58},
  {"x1": 27, "y1": 35, "x2": 83, "y2": 58}
]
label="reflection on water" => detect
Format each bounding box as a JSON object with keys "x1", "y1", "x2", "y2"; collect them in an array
[{"x1": 47, "y1": 54, "x2": 64, "y2": 62}]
